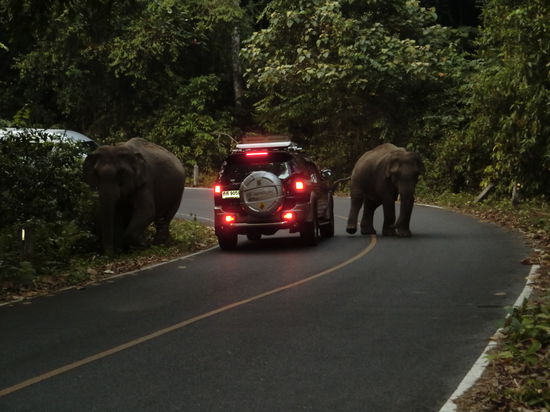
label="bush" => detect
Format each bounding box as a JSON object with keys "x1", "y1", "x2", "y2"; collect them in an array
[{"x1": 0, "y1": 130, "x2": 96, "y2": 283}]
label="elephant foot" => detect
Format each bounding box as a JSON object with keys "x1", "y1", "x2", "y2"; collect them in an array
[
  {"x1": 153, "y1": 234, "x2": 171, "y2": 245},
  {"x1": 124, "y1": 233, "x2": 148, "y2": 249},
  {"x1": 382, "y1": 227, "x2": 396, "y2": 236},
  {"x1": 346, "y1": 226, "x2": 357, "y2": 234},
  {"x1": 360, "y1": 226, "x2": 376, "y2": 235},
  {"x1": 154, "y1": 222, "x2": 171, "y2": 244},
  {"x1": 395, "y1": 228, "x2": 412, "y2": 238}
]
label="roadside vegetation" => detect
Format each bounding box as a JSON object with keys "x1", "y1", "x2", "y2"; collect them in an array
[{"x1": 0, "y1": 0, "x2": 548, "y2": 409}]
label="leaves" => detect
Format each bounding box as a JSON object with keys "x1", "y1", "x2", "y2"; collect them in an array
[
  {"x1": 460, "y1": 0, "x2": 550, "y2": 197},
  {"x1": 241, "y1": 0, "x2": 465, "y2": 171}
]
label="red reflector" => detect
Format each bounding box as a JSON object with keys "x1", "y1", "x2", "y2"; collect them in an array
[
  {"x1": 246, "y1": 151, "x2": 268, "y2": 157},
  {"x1": 295, "y1": 180, "x2": 305, "y2": 191},
  {"x1": 224, "y1": 215, "x2": 235, "y2": 223},
  {"x1": 282, "y1": 212, "x2": 295, "y2": 221},
  {"x1": 214, "y1": 185, "x2": 221, "y2": 194}
]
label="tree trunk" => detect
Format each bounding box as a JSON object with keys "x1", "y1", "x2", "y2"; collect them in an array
[{"x1": 231, "y1": 26, "x2": 244, "y2": 110}]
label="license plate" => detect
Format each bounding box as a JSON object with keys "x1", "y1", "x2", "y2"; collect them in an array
[{"x1": 222, "y1": 190, "x2": 240, "y2": 199}]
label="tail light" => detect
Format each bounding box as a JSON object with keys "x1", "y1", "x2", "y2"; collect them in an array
[
  {"x1": 214, "y1": 184, "x2": 221, "y2": 194},
  {"x1": 224, "y1": 214, "x2": 235, "y2": 223},
  {"x1": 294, "y1": 180, "x2": 305, "y2": 191},
  {"x1": 282, "y1": 212, "x2": 295, "y2": 221}
]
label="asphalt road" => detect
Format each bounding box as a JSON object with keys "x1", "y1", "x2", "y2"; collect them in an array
[{"x1": 0, "y1": 188, "x2": 528, "y2": 411}]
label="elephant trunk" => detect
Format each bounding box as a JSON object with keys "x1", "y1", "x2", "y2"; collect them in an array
[{"x1": 98, "y1": 182, "x2": 120, "y2": 256}]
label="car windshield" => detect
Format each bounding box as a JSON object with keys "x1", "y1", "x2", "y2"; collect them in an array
[{"x1": 223, "y1": 154, "x2": 293, "y2": 183}]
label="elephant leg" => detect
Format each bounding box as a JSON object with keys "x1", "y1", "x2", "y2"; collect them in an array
[
  {"x1": 124, "y1": 215, "x2": 150, "y2": 248},
  {"x1": 154, "y1": 191, "x2": 183, "y2": 244},
  {"x1": 360, "y1": 199, "x2": 379, "y2": 235},
  {"x1": 346, "y1": 190, "x2": 364, "y2": 234},
  {"x1": 395, "y1": 196, "x2": 414, "y2": 237},
  {"x1": 154, "y1": 217, "x2": 171, "y2": 244},
  {"x1": 114, "y1": 204, "x2": 130, "y2": 250},
  {"x1": 124, "y1": 197, "x2": 154, "y2": 248},
  {"x1": 382, "y1": 198, "x2": 397, "y2": 236}
]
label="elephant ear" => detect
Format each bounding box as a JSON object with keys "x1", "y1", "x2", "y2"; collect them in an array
[
  {"x1": 131, "y1": 152, "x2": 147, "y2": 187},
  {"x1": 83, "y1": 153, "x2": 98, "y2": 188},
  {"x1": 385, "y1": 155, "x2": 400, "y2": 179}
]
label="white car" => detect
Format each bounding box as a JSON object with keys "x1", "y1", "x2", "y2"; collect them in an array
[{"x1": 0, "y1": 128, "x2": 98, "y2": 152}]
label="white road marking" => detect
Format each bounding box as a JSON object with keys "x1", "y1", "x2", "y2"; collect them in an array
[{"x1": 439, "y1": 264, "x2": 540, "y2": 412}]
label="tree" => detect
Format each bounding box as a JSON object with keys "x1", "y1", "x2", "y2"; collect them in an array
[
  {"x1": 241, "y1": 0, "x2": 465, "y2": 171},
  {"x1": 0, "y1": 0, "x2": 242, "y2": 170},
  {"x1": 441, "y1": 0, "x2": 549, "y2": 196}
]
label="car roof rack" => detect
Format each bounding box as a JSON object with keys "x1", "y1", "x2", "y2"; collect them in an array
[{"x1": 234, "y1": 134, "x2": 302, "y2": 152}]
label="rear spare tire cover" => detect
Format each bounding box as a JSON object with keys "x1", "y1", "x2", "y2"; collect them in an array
[{"x1": 240, "y1": 171, "x2": 283, "y2": 216}]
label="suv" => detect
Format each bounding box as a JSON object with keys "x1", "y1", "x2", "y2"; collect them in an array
[{"x1": 213, "y1": 138, "x2": 334, "y2": 250}]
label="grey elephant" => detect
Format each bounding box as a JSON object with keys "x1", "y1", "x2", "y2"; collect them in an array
[
  {"x1": 84, "y1": 138, "x2": 185, "y2": 255},
  {"x1": 346, "y1": 143, "x2": 423, "y2": 237}
]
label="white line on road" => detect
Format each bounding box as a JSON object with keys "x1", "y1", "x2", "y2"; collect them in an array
[{"x1": 439, "y1": 264, "x2": 540, "y2": 412}]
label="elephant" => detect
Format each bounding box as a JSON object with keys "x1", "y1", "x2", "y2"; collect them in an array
[
  {"x1": 346, "y1": 143, "x2": 423, "y2": 237},
  {"x1": 84, "y1": 138, "x2": 185, "y2": 255}
]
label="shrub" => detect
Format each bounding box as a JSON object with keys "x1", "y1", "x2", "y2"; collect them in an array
[{"x1": 0, "y1": 130, "x2": 96, "y2": 283}]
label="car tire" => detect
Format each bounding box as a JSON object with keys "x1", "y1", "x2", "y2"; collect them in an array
[
  {"x1": 218, "y1": 232, "x2": 238, "y2": 250},
  {"x1": 300, "y1": 205, "x2": 320, "y2": 246},
  {"x1": 320, "y1": 198, "x2": 335, "y2": 238}
]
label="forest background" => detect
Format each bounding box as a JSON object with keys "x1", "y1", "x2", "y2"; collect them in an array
[{"x1": 1, "y1": 0, "x2": 547, "y2": 197}]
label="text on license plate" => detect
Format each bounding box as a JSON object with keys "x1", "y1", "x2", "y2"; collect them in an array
[{"x1": 222, "y1": 190, "x2": 240, "y2": 199}]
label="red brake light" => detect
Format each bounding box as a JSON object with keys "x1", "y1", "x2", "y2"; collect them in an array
[
  {"x1": 295, "y1": 180, "x2": 305, "y2": 191},
  {"x1": 214, "y1": 184, "x2": 221, "y2": 194},
  {"x1": 282, "y1": 212, "x2": 295, "y2": 221},
  {"x1": 224, "y1": 214, "x2": 235, "y2": 223},
  {"x1": 245, "y1": 151, "x2": 268, "y2": 157}
]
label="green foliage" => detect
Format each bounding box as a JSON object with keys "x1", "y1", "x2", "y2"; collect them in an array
[
  {"x1": 434, "y1": 0, "x2": 549, "y2": 197},
  {"x1": 0, "y1": 130, "x2": 96, "y2": 282},
  {"x1": 242, "y1": 0, "x2": 466, "y2": 171},
  {"x1": 147, "y1": 75, "x2": 234, "y2": 172},
  {"x1": 489, "y1": 296, "x2": 550, "y2": 409},
  {"x1": 0, "y1": 0, "x2": 238, "y2": 168}
]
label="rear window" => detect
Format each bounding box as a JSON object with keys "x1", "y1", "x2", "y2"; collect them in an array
[{"x1": 222, "y1": 152, "x2": 295, "y2": 183}]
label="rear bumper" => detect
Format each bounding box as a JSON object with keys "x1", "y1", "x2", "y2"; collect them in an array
[{"x1": 214, "y1": 202, "x2": 312, "y2": 236}]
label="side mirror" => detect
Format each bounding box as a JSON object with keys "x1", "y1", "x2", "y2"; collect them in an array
[{"x1": 321, "y1": 169, "x2": 332, "y2": 179}]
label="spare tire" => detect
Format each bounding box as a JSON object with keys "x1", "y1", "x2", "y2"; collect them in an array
[{"x1": 240, "y1": 171, "x2": 284, "y2": 216}]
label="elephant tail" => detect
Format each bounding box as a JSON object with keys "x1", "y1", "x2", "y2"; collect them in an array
[{"x1": 331, "y1": 176, "x2": 351, "y2": 191}]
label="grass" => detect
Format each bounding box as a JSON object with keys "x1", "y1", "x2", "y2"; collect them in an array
[{"x1": 0, "y1": 218, "x2": 217, "y2": 304}]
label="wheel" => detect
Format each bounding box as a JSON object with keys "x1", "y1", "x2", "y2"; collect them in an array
[
  {"x1": 320, "y1": 198, "x2": 335, "y2": 238},
  {"x1": 217, "y1": 232, "x2": 238, "y2": 250},
  {"x1": 240, "y1": 171, "x2": 284, "y2": 217},
  {"x1": 300, "y1": 206, "x2": 320, "y2": 246},
  {"x1": 246, "y1": 232, "x2": 261, "y2": 241}
]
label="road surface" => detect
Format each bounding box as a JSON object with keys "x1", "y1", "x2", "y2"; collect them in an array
[{"x1": 0, "y1": 188, "x2": 528, "y2": 411}]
